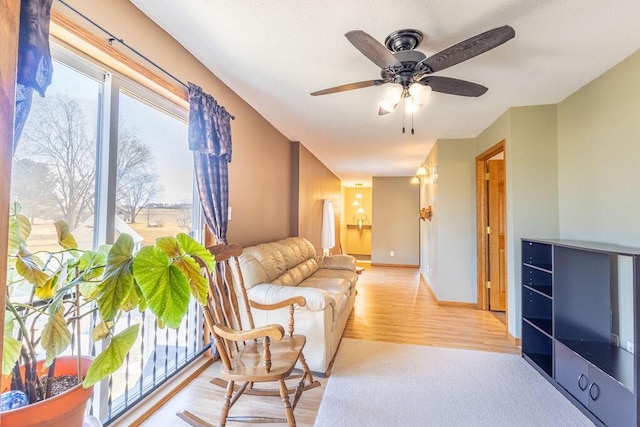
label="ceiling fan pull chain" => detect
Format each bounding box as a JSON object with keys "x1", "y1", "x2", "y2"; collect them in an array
[
  {"x1": 411, "y1": 99, "x2": 415, "y2": 135},
  {"x1": 402, "y1": 96, "x2": 406, "y2": 133}
]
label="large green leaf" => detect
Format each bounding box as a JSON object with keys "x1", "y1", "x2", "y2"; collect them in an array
[
  {"x1": 8, "y1": 218, "x2": 23, "y2": 255},
  {"x1": 55, "y1": 220, "x2": 78, "y2": 250},
  {"x1": 97, "y1": 235, "x2": 134, "y2": 321},
  {"x1": 2, "y1": 312, "x2": 21, "y2": 376},
  {"x1": 91, "y1": 321, "x2": 112, "y2": 342},
  {"x1": 133, "y1": 246, "x2": 190, "y2": 329},
  {"x1": 16, "y1": 248, "x2": 51, "y2": 288},
  {"x1": 78, "y1": 246, "x2": 110, "y2": 299},
  {"x1": 83, "y1": 324, "x2": 139, "y2": 388},
  {"x1": 41, "y1": 305, "x2": 73, "y2": 367},
  {"x1": 2, "y1": 336, "x2": 22, "y2": 376},
  {"x1": 177, "y1": 233, "x2": 215, "y2": 270},
  {"x1": 77, "y1": 249, "x2": 107, "y2": 281},
  {"x1": 34, "y1": 275, "x2": 57, "y2": 300},
  {"x1": 174, "y1": 255, "x2": 208, "y2": 306},
  {"x1": 156, "y1": 236, "x2": 180, "y2": 258},
  {"x1": 120, "y1": 283, "x2": 141, "y2": 312}
]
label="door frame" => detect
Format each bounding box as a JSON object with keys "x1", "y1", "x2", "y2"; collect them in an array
[{"x1": 475, "y1": 140, "x2": 506, "y2": 310}]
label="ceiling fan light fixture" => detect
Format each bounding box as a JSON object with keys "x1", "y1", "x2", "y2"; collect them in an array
[
  {"x1": 378, "y1": 99, "x2": 397, "y2": 115},
  {"x1": 409, "y1": 83, "x2": 431, "y2": 106},
  {"x1": 383, "y1": 85, "x2": 403, "y2": 104}
]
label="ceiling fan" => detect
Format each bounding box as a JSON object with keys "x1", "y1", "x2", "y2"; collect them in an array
[{"x1": 310, "y1": 25, "x2": 515, "y2": 116}]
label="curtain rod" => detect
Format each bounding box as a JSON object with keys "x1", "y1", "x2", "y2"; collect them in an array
[{"x1": 57, "y1": 0, "x2": 235, "y2": 120}]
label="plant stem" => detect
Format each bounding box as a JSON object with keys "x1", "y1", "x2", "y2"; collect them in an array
[
  {"x1": 75, "y1": 282, "x2": 82, "y2": 383},
  {"x1": 45, "y1": 358, "x2": 55, "y2": 399},
  {"x1": 6, "y1": 301, "x2": 39, "y2": 368}
]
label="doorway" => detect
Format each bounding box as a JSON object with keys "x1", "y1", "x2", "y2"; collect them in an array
[{"x1": 476, "y1": 140, "x2": 507, "y2": 313}]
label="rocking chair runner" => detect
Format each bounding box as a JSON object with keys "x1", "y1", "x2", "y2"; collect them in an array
[{"x1": 177, "y1": 243, "x2": 320, "y2": 427}]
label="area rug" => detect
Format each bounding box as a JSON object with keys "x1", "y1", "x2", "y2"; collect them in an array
[{"x1": 314, "y1": 339, "x2": 594, "y2": 427}]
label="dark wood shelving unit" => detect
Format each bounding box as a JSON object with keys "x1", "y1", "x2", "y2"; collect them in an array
[{"x1": 522, "y1": 239, "x2": 640, "y2": 427}]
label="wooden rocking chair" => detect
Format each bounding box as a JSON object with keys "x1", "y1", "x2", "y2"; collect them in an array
[{"x1": 177, "y1": 243, "x2": 320, "y2": 427}]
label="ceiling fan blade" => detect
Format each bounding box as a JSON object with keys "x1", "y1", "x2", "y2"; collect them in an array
[
  {"x1": 420, "y1": 25, "x2": 515, "y2": 73},
  {"x1": 345, "y1": 30, "x2": 402, "y2": 69},
  {"x1": 311, "y1": 79, "x2": 386, "y2": 96},
  {"x1": 419, "y1": 76, "x2": 488, "y2": 97}
]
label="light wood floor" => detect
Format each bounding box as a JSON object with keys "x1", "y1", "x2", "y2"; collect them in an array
[{"x1": 132, "y1": 265, "x2": 520, "y2": 426}]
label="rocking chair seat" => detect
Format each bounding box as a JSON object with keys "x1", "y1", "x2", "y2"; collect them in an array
[{"x1": 220, "y1": 335, "x2": 307, "y2": 382}]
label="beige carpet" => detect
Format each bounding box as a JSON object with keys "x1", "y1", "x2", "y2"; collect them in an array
[{"x1": 314, "y1": 339, "x2": 595, "y2": 427}]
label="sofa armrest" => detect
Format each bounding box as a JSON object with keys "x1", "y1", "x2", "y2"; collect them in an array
[
  {"x1": 247, "y1": 283, "x2": 332, "y2": 311},
  {"x1": 316, "y1": 254, "x2": 357, "y2": 271}
]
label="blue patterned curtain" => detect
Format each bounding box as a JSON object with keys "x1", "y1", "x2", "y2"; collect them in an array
[
  {"x1": 14, "y1": 0, "x2": 54, "y2": 154},
  {"x1": 188, "y1": 82, "x2": 233, "y2": 244}
]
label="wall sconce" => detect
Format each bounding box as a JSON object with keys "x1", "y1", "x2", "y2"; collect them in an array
[
  {"x1": 411, "y1": 163, "x2": 429, "y2": 184},
  {"x1": 419, "y1": 206, "x2": 433, "y2": 221}
]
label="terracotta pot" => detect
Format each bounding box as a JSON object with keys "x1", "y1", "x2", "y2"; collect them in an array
[{"x1": 1, "y1": 356, "x2": 94, "y2": 427}]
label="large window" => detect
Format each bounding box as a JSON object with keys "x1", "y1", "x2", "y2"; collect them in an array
[
  {"x1": 12, "y1": 56, "x2": 103, "y2": 251},
  {"x1": 10, "y1": 45, "x2": 204, "y2": 424},
  {"x1": 116, "y1": 90, "x2": 193, "y2": 246}
]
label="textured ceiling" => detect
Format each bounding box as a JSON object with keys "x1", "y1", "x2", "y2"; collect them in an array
[{"x1": 131, "y1": 0, "x2": 640, "y2": 186}]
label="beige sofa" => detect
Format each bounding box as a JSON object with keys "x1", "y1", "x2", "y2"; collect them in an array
[{"x1": 233, "y1": 237, "x2": 358, "y2": 375}]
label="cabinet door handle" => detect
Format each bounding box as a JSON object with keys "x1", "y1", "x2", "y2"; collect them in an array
[
  {"x1": 589, "y1": 382, "x2": 600, "y2": 401},
  {"x1": 577, "y1": 374, "x2": 588, "y2": 391}
]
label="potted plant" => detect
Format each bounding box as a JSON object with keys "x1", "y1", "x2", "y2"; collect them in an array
[{"x1": 2, "y1": 202, "x2": 214, "y2": 426}]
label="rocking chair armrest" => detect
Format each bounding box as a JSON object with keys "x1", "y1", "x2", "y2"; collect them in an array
[
  {"x1": 250, "y1": 296, "x2": 307, "y2": 311},
  {"x1": 213, "y1": 323, "x2": 285, "y2": 342}
]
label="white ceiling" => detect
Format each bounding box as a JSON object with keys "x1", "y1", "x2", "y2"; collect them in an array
[{"x1": 131, "y1": 0, "x2": 640, "y2": 186}]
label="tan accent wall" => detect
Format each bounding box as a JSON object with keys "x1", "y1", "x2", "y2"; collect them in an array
[
  {"x1": 55, "y1": 0, "x2": 292, "y2": 248},
  {"x1": 0, "y1": 0, "x2": 20, "y2": 387},
  {"x1": 291, "y1": 142, "x2": 342, "y2": 254}
]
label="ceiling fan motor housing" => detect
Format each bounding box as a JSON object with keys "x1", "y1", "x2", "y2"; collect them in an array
[{"x1": 384, "y1": 29, "x2": 424, "y2": 52}]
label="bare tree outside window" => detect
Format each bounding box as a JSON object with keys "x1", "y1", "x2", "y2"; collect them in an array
[
  {"x1": 14, "y1": 95, "x2": 162, "y2": 231},
  {"x1": 117, "y1": 126, "x2": 163, "y2": 223},
  {"x1": 19, "y1": 94, "x2": 96, "y2": 229}
]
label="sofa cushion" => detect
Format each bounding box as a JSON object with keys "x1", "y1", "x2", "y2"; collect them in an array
[
  {"x1": 237, "y1": 252, "x2": 269, "y2": 289},
  {"x1": 247, "y1": 283, "x2": 333, "y2": 311},
  {"x1": 281, "y1": 237, "x2": 316, "y2": 261},
  {"x1": 312, "y1": 268, "x2": 358, "y2": 290},
  {"x1": 299, "y1": 276, "x2": 352, "y2": 295},
  {"x1": 317, "y1": 254, "x2": 356, "y2": 271}
]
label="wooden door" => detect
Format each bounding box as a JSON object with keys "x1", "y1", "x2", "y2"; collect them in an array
[{"x1": 488, "y1": 159, "x2": 506, "y2": 311}]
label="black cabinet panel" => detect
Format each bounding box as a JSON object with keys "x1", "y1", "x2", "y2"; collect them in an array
[
  {"x1": 588, "y1": 366, "x2": 635, "y2": 427},
  {"x1": 555, "y1": 341, "x2": 589, "y2": 406},
  {"x1": 554, "y1": 246, "x2": 611, "y2": 343}
]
